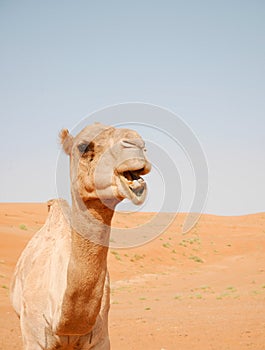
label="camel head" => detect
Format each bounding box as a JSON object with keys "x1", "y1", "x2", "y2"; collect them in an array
[{"x1": 60, "y1": 123, "x2": 151, "y2": 207}]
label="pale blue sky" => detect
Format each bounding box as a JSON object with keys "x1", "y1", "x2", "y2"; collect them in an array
[{"x1": 1, "y1": 0, "x2": 264, "y2": 215}]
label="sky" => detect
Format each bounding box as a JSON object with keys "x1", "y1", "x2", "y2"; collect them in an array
[{"x1": 0, "y1": 0, "x2": 264, "y2": 215}]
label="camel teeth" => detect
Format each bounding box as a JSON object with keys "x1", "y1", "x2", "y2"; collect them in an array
[{"x1": 132, "y1": 180, "x2": 142, "y2": 189}]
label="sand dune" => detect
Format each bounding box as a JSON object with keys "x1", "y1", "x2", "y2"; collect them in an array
[{"x1": 0, "y1": 203, "x2": 264, "y2": 349}]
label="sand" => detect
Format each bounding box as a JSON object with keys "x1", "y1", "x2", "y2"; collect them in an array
[{"x1": 0, "y1": 203, "x2": 265, "y2": 350}]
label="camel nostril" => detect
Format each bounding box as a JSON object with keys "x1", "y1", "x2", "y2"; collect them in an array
[{"x1": 121, "y1": 138, "x2": 145, "y2": 149}]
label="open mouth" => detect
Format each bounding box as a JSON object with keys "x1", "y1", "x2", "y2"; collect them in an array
[{"x1": 118, "y1": 168, "x2": 147, "y2": 204}]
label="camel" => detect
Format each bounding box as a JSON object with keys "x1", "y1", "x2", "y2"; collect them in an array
[{"x1": 10, "y1": 123, "x2": 151, "y2": 350}]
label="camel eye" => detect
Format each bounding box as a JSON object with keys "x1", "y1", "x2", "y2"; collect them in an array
[{"x1": 78, "y1": 143, "x2": 90, "y2": 154}]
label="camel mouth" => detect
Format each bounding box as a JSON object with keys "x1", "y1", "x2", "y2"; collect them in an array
[{"x1": 118, "y1": 168, "x2": 147, "y2": 205}]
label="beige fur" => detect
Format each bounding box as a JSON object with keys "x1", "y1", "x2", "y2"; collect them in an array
[{"x1": 10, "y1": 123, "x2": 151, "y2": 350}]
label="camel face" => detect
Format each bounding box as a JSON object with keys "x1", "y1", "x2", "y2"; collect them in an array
[{"x1": 60, "y1": 123, "x2": 151, "y2": 206}]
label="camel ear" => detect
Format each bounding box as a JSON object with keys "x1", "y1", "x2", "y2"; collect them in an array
[{"x1": 59, "y1": 129, "x2": 73, "y2": 155}]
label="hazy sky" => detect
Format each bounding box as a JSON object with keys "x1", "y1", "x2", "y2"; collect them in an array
[{"x1": 1, "y1": 0, "x2": 264, "y2": 215}]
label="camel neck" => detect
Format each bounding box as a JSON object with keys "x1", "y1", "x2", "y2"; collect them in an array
[
  {"x1": 56, "y1": 199, "x2": 114, "y2": 335},
  {"x1": 70, "y1": 196, "x2": 115, "y2": 244}
]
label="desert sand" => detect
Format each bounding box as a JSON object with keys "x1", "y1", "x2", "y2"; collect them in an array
[{"x1": 0, "y1": 203, "x2": 264, "y2": 350}]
